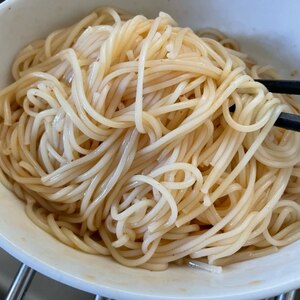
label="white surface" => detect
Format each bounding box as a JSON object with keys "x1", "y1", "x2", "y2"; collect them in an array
[{"x1": 0, "y1": 0, "x2": 299, "y2": 299}]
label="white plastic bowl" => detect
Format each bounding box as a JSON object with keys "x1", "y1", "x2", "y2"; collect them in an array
[{"x1": 0, "y1": 0, "x2": 300, "y2": 299}]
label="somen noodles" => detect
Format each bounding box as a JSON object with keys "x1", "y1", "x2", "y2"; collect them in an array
[{"x1": 0, "y1": 7, "x2": 300, "y2": 271}]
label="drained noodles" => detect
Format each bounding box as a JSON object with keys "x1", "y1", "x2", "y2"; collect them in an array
[{"x1": 0, "y1": 7, "x2": 300, "y2": 271}]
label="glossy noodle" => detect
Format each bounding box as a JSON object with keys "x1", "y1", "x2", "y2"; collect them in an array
[{"x1": 0, "y1": 7, "x2": 300, "y2": 271}]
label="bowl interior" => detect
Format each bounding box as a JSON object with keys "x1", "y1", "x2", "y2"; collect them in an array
[{"x1": 0, "y1": 0, "x2": 300, "y2": 299}]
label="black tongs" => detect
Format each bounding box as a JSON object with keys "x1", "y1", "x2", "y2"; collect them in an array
[{"x1": 229, "y1": 80, "x2": 300, "y2": 132}]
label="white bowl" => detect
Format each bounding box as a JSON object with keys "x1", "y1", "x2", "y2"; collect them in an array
[{"x1": 0, "y1": 0, "x2": 300, "y2": 299}]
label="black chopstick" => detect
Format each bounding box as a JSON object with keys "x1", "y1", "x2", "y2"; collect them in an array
[
  {"x1": 256, "y1": 79, "x2": 300, "y2": 131},
  {"x1": 228, "y1": 108, "x2": 300, "y2": 132},
  {"x1": 255, "y1": 79, "x2": 300, "y2": 95},
  {"x1": 228, "y1": 79, "x2": 300, "y2": 132},
  {"x1": 274, "y1": 112, "x2": 300, "y2": 132}
]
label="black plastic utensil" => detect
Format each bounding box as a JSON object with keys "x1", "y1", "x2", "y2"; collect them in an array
[
  {"x1": 256, "y1": 79, "x2": 300, "y2": 95},
  {"x1": 229, "y1": 79, "x2": 300, "y2": 132}
]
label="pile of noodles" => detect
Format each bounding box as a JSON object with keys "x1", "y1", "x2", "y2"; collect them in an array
[{"x1": 0, "y1": 7, "x2": 300, "y2": 271}]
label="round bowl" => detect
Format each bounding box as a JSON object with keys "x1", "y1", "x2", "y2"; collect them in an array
[{"x1": 0, "y1": 0, "x2": 300, "y2": 299}]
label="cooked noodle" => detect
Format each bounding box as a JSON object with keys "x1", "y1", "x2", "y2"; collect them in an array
[{"x1": 0, "y1": 7, "x2": 300, "y2": 271}]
